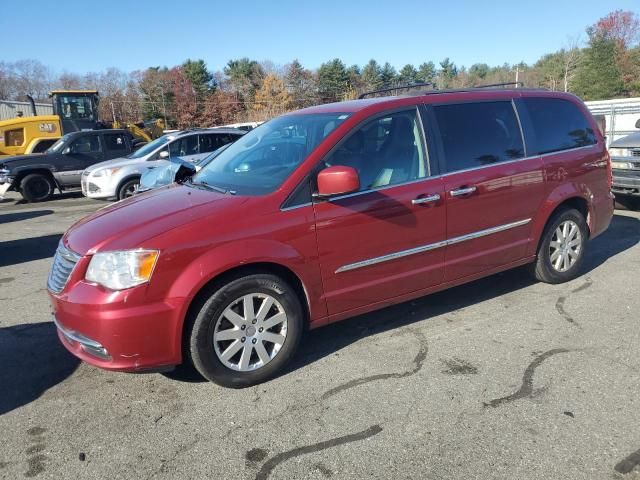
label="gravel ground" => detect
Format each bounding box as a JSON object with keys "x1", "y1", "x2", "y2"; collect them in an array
[{"x1": 1, "y1": 190, "x2": 639, "y2": 480}]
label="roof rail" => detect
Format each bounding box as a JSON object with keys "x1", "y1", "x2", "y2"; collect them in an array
[
  {"x1": 475, "y1": 81, "x2": 524, "y2": 89},
  {"x1": 358, "y1": 82, "x2": 436, "y2": 99}
]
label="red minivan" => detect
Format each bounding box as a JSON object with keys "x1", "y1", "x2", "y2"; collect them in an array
[{"x1": 48, "y1": 87, "x2": 613, "y2": 387}]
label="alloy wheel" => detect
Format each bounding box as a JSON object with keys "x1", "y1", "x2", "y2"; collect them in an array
[
  {"x1": 123, "y1": 183, "x2": 138, "y2": 198},
  {"x1": 213, "y1": 293, "x2": 288, "y2": 372},
  {"x1": 549, "y1": 220, "x2": 582, "y2": 272}
]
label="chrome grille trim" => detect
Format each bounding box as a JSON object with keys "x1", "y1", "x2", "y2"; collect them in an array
[
  {"x1": 47, "y1": 243, "x2": 81, "y2": 293},
  {"x1": 335, "y1": 218, "x2": 531, "y2": 273}
]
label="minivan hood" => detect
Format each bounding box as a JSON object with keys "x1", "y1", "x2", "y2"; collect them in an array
[
  {"x1": 610, "y1": 132, "x2": 640, "y2": 148},
  {"x1": 64, "y1": 184, "x2": 249, "y2": 255},
  {"x1": 85, "y1": 156, "x2": 143, "y2": 173}
]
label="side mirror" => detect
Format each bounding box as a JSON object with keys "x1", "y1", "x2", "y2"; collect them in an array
[
  {"x1": 315, "y1": 165, "x2": 360, "y2": 198},
  {"x1": 62, "y1": 146, "x2": 72, "y2": 155},
  {"x1": 635, "y1": 118, "x2": 640, "y2": 129},
  {"x1": 158, "y1": 150, "x2": 169, "y2": 160}
]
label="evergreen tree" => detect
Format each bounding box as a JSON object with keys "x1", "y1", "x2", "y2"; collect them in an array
[
  {"x1": 380, "y1": 62, "x2": 397, "y2": 87},
  {"x1": 317, "y1": 58, "x2": 349, "y2": 103},
  {"x1": 398, "y1": 64, "x2": 419, "y2": 84},
  {"x1": 361, "y1": 59, "x2": 383, "y2": 90},
  {"x1": 416, "y1": 62, "x2": 436, "y2": 84},
  {"x1": 438, "y1": 58, "x2": 458, "y2": 88},
  {"x1": 573, "y1": 34, "x2": 624, "y2": 100}
]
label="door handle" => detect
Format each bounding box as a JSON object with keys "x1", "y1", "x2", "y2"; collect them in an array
[
  {"x1": 450, "y1": 186, "x2": 477, "y2": 197},
  {"x1": 412, "y1": 193, "x2": 441, "y2": 205}
]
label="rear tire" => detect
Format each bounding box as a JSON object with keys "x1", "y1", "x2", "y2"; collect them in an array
[
  {"x1": 117, "y1": 178, "x2": 140, "y2": 200},
  {"x1": 20, "y1": 173, "x2": 55, "y2": 202},
  {"x1": 188, "y1": 274, "x2": 303, "y2": 388},
  {"x1": 529, "y1": 208, "x2": 588, "y2": 284}
]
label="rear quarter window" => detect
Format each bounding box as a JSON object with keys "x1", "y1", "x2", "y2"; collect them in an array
[{"x1": 522, "y1": 97, "x2": 597, "y2": 155}]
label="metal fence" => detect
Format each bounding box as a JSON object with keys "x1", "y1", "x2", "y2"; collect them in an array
[
  {"x1": 0, "y1": 100, "x2": 53, "y2": 121},
  {"x1": 586, "y1": 99, "x2": 640, "y2": 147}
]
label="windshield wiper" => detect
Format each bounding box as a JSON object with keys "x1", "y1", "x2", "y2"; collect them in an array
[{"x1": 185, "y1": 179, "x2": 228, "y2": 194}]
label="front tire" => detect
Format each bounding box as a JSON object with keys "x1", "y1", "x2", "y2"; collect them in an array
[
  {"x1": 117, "y1": 178, "x2": 140, "y2": 200},
  {"x1": 20, "y1": 173, "x2": 55, "y2": 202},
  {"x1": 530, "y1": 208, "x2": 588, "y2": 284},
  {"x1": 188, "y1": 274, "x2": 304, "y2": 388}
]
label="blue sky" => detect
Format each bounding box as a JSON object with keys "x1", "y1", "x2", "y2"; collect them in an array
[{"x1": 2, "y1": 0, "x2": 638, "y2": 73}]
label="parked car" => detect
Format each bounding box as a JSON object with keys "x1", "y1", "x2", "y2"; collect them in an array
[
  {"x1": 136, "y1": 144, "x2": 232, "y2": 193},
  {"x1": 49, "y1": 88, "x2": 613, "y2": 387},
  {"x1": 81, "y1": 128, "x2": 244, "y2": 200},
  {"x1": 0, "y1": 129, "x2": 136, "y2": 202},
  {"x1": 608, "y1": 118, "x2": 640, "y2": 210}
]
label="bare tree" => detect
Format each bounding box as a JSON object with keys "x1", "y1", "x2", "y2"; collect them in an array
[{"x1": 562, "y1": 36, "x2": 582, "y2": 92}]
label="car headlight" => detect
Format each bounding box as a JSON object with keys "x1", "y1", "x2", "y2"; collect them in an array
[
  {"x1": 86, "y1": 250, "x2": 159, "y2": 290},
  {"x1": 93, "y1": 167, "x2": 121, "y2": 177},
  {"x1": 609, "y1": 148, "x2": 632, "y2": 157}
]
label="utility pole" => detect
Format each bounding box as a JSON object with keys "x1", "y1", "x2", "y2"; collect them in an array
[{"x1": 515, "y1": 65, "x2": 520, "y2": 87}]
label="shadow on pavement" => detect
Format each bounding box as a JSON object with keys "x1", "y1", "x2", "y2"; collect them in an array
[
  {"x1": 583, "y1": 213, "x2": 640, "y2": 273},
  {"x1": 0, "y1": 210, "x2": 54, "y2": 225},
  {"x1": 289, "y1": 212, "x2": 640, "y2": 375},
  {"x1": 0, "y1": 322, "x2": 80, "y2": 415},
  {"x1": 0, "y1": 234, "x2": 61, "y2": 267},
  {"x1": 0, "y1": 191, "x2": 85, "y2": 206}
]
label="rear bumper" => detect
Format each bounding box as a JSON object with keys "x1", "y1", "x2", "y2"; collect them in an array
[
  {"x1": 589, "y1": 190, "x2": 614, "y2": 239},
  {"x1": 49, "y1": 284, "x2": 185, "y2": 372}
]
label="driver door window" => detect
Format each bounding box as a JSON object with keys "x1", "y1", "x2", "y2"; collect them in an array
[
  {"x1": 324, "y1": 109, "x2": 427, "y2": 191},
  {"x1": 70, "y1": 135, "x2": 101, "y2": 155}
]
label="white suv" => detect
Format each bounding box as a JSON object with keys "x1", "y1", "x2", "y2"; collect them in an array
[{"x1": 81, "y1": 128, "x2": 244, "y2": 200}]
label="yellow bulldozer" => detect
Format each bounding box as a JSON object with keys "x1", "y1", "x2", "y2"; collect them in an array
[{"x1": 0, "y1": 90, "x2": 165, "y2": 158}]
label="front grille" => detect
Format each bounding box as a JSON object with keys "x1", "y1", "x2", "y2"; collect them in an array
[
  {"x1": 631, "y1": 149, "x2": 640, "y2": 157},
  {"x1": 48, "y1": 243, "x2": 81, "y2": 293},
  {"x1": 88, "y1": 182, "x2": 100, "y2": 193}
]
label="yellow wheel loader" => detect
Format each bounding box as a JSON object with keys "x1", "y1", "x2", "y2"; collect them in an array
[{"x1": 0, "y1": 90, "x2": 164, "y2": 158}]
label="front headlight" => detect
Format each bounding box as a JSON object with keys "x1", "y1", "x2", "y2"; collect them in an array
[
  {"x1": 86, "y1": 250, "x2": 159, "y2": 290},
  {"x1": 93, "y1": 167, "x2": 121, "y2": 178},
  {"x1": 609, "y1": 148, "x2": 632, "y2": 158}
]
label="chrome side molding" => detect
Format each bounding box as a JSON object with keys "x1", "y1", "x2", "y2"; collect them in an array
[{"x1": 335, "y1": 218, "x2": 531, "y2": 273}]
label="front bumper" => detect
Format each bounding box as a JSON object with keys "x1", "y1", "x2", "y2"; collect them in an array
[
  {"x1": 0, "y1": 181, "x2": 12, "y2": 197},
  {"x1": 81, "y1": 173, "x2": 118, "y2": 199},
  {"x1": 49, "y1": 279, "x2": 184, "y2": 372},
  {"x1": 612, "y1": 169, "x2": 640, "y2": 196}
]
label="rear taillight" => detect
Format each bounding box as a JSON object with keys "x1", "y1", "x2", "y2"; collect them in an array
[{"x1": 605, "y1": 150, "x2": 612, "y2": 189}]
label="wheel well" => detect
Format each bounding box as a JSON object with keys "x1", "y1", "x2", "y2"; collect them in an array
[
  {"x1": 552, "y1": 197, "x2": 590, "y2": 236},
  {"x1": 15, "y1": 169, "x2": 57, "y2": 189},
  {"x1": 117, "y1": 175, "x2": 141, "y2": 193},
  {"x1": 180, "y1": 262, "x2": 310, "y2": 364}
]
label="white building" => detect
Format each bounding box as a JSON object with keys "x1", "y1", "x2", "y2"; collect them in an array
[{"x1": 0, "y1": 99, "x2": 53, "y2": 121}]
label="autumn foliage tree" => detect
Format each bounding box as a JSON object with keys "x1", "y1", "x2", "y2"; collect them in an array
[{"x1": 253, "y1": 74, "x2": 292, "y2": 118}]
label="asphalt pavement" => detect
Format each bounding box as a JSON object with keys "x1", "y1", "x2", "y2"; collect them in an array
[{"x1": 1, "y1": 190, "x2": 639, "y2": 480}]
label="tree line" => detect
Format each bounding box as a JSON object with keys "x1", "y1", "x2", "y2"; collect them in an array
[{"x1": 0, "y1": 10, "x2": 638, "y2": 129}]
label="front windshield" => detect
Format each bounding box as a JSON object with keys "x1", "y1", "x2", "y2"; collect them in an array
[
  {"x1": 195, "y1": 143, "x2": 231, "y2": 167},
  {"x1": 193, "y1": 112, "x2": 350, "y2": 195},
  {"x1": 127, "y1": 134, "x2": 173, "y2": 159},
  {"x1": 47, "y1": 134, "x2": 73, "y2": 153}
]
